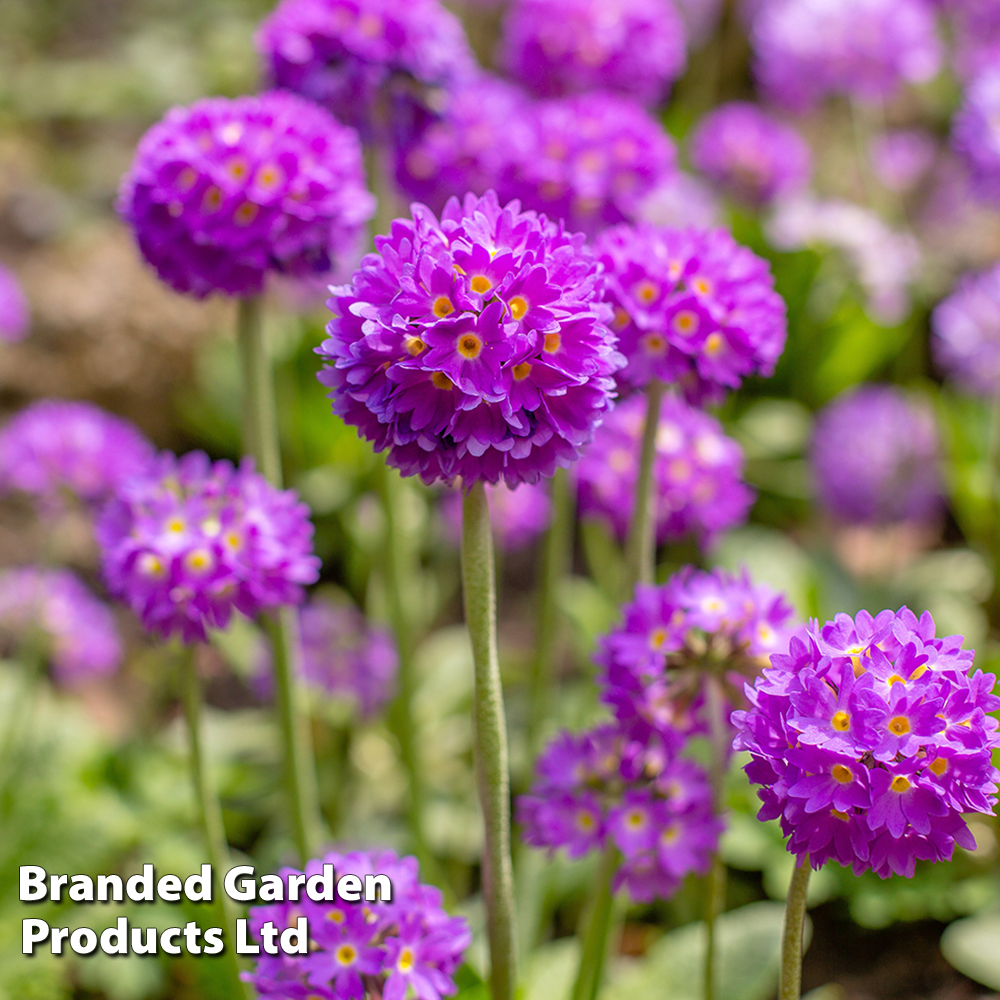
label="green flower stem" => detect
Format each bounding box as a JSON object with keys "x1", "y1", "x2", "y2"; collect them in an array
[
  {"x1": 179, "y1": 645, "x2": 248, "y2": 999},
  {"x1": 461, "y1": 481, "x2": 516, "y2": 1000},
  {"x1": 779, "y1": 856, "x2": 812, "y2": 1000},
  {"x1": 569, "y1": 845, "x2": 621, "y2": 1000},
  {"x1": 624, "y1": 380, "x2": 665, "y2": 593},
  {"x1": 703, "y1": 674, "x2": 731, "y2": 1000},
  {"x1": 237, "y1": 295, "x2": 322, "y2": 863}
]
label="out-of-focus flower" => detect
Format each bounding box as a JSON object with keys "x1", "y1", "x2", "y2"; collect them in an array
[
  {"x1": 733, "y1": 608, "x2": 1000, "y2": 876},
  {"x1": 0, "y1": 400, "x2": 155, "y2": 510},
  {"x1": 597, "y1": 566, "x2": 797, "y2": 740},
  {"x1": 245, "y1": 848, "x2": 470, "y2": 999},
  {"x1": 318, "y1": 190, "x2": 623, "y2": 487},
  {"x1": 118, "y1": 91, "x2": 375, "y2": 299},
  {"x1": 638, "y1": 172, "x2": 721, "y2": 229},
  {"x1": 952, "y1": 68, "x2": 1000, "y2": 206},
  {"x1": 674, "y1": 0, "x2": 724, "y2": 46},
  {"x1": 98, "y1": 451, "x2": 320, "y2": 643},
  {"x1": 870, "y1": 129, "x2": 937, "y2": 192},
  {"x1": 752, "y1": 0, "x2": 942, "y2": 111},
  {"x1": 257, "y1": 0, "x2": 475, "y2": 141},
  {"x1": 940, "y1": 0, "x2": 1000, "y2": 81},
  {"x1": 810, "y1": 384, "x2": 942, "y2": 525},
  {"x1": 932, "y1": 264, "x2": 1000, "y2": 397},
  {"x1": 0, "y1": 567, "x2": 122, "y2": 686},
  {"x1": 0, "y1": 264, "x2": 29, "y2": 343},
  {"x1": 498, "y1": 0, "x2": 686, "y2": 105},
  {"x1": 517, "y1": 720, "x2": 722, "y2": 902},
  {"x1": 440, "y1": 480, "x2": 551, "y2": 550},
  {"x1": 576, "y1": 393, "x2": 754, "y2": 548},
  {"x1": 690, "y1": 102, "x2": 811, "y2": 205},
  {"x1": 594, "y1": 223, "x2": 787, "y2": 404},
  {"x1": 767, "y1": 195, "x2": 921, "y2": 324}
]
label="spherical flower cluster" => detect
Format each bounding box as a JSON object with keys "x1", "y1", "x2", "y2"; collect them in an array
[
  {"x1": 245, "y1": 848, "x2": 470, "y2": 1000},
  {"x1": 733, "y1": 608, "x2": 1000, "y2": 877},
  {"x1": 869, "y1": 129, "x2": 936, "y2": 193},
  {"x1": 98, "y1": 451, "x2": 320, "y2": 643},
  {"x1": 596, "y1": 566, "x2": 797, "y2": 740},
  {"x1": 810, "y1": 384, "x2": 942, "y2": 525},
  {"x1": 0, "y1": 567, "x2": 122, "y2": 686},
  {"x1": 517, "y1": 720, "x2": 722, "y2": 902},
  {"x1": 257, "y1": 0, "x2": 475, "y2": 140},
  {"x1": 943, "y1": 0, "x2": 1000, "y2": 81},
  {"x1": 576, "y1": 393, "x2": 754, "y2": 549},
  {"x1": 0, "y1": 263, "x2": 29, "y2": 343},
  {"x1": 504, "y1": 92, "x2": 678, "y2": 237},
  {"x1": 952, "y1": 69, "x2": 1000, "y2": 206},
  {"x1": 0, "y1": 399, "x2": 155, "y2": 510},
  {"x1": 690, "y1": 102, "x2": 811, "y2": 206},
  {"x1": 752, "y1": 0, "x2": 943, "y2": 112},
  {"x1": 118, "y1": 90, "x2": 375, "y2": 299},
  {"x1": 318, "y1": 190, "x2": 623, "y2": 486},
  {"x1": 594, "y1": 223, "x2": 787, "y2": 403},
  {"x1": 440, "y1": 480, "x2": 551, "y2": 550},
  {"x1": 498, "y1": 0, "x2": 686, "y2": 105},
  {"x1": 932, "y1": 264, "x2": 1000, "y2": 397}
]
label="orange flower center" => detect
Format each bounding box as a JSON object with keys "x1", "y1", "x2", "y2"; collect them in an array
[
  {"x1": 431, "y1": 372, "x2": 453, "y2": 390},
  {"x1": 831, "y1": 711, "x2": 850, "y2": 732},
  {"x1": 831, "y1": 764, "x2": 853, "y2": 784},
  {"x1": 470, "y1": 275, "x2": 492, "y2": 294},
  {"x1": 509, "y1": 296, "x2": 528, "y2": 320},
  {"x1": 433, "y1": 296, "x2": 454, "y2": 318},
  {"x1": 887, "y1": 716, "x2": 910, "y2": 736},
  {"x1": 458, "y1": 333, "x2": 482, "y2": 359}
]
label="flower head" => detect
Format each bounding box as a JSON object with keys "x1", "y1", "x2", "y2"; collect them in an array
[
  {"x1": 576, "y1": 393, "x2": 754, "y2": 548},
  {"x1": 932, "y1": 263, "x2": 1000, "y2": 397},
  {"x1": 0, "y1": 400, "x2": 155, "y2": 510},
  {"x1": 943, "y1": 0, "x2": 1000, "y2": 81},
  {"x1": 0, "y1": 263, "x2": 28, "y2": 343},
  {"x1": 98, "y1": 451, "x2": 320, "y2": 643},
  {"x1": 733, "y1": 608, "x2": 1000, "y2": 876},
  {"x1": 952, "y1": 68, "x2": 1000, "y2": 206},
  {"x1": 440, "y1": 479, "x2": 551, "y2": 550},
  {"x1": 318, "y1": 190, "x2": 623, "y2": 486},
  {"x1": 595, "y1": 223, "x2": 787, "y2": 403},
  {"x1": 118, "y1": 90, "x2": 375, "y2": 299},
  {"x1": 869, "y1": 129, "x2": 936, "y2": 193},
  {"x1": 498, "y1": 0, "x2": 686, "y2": 105},
  {"x1": 810, "y1": 384, "x2": 942, "y2": 525},
  {"x1": 0, "y1": 567, "x2": 122, "y2": 686}
]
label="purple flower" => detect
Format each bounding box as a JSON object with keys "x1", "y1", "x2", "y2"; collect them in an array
[
  {"x1": 690, "y1": 102, "x2": 811, "y2": 206},
  {"x1": 576, "y1": 393, "x2": 754, "y2": 549},
  {"x1": 810, "y1": 384, "x2": 943, "y2": 525},
  {"x1": 733, "y1": 608, "x2": 1000, "y2": 875},
  {"x1": 245, "y1": 848, "x2": 470, "y2": 1000},
  {"x1": 98, "y1": 450, "x2": 320, "y2": 643},
  {"x1": 256, "y1": 0, "x2": 476, "y2": 141},
  {"x1": 0, "y1": 567, "x2": 122, "y2": 686},
  {"x1": 440, "y1": 479, "x2": 551, "y2": 550},
  {"x1": 0, "y1": 399, "x2": 155, "y2": 511},
  {"x1": 118, "y1": 90, "x2": 375, "y2": 299},
  {"x1": 674, "y1": 0, "x2": 724, "y2": 46},
  {"x1": 952, "y1": 68, "x2": 1000, "y2": 206},
  {"x1": 869, "y1": 129, "x2": 936, "y2": 193},
  {"x1": 932, "y1": 263, "x2": 1000, "y2": 397},
  {"x1": 752, "y1": 0, "x2": 943, "y2": 112},
  {"x1": 594, "y1": 223, "x2": 787, "y2": 403},
  {"x1": 318, "y1": 190, "x2": 623, "y2": 487},
  {"x1": 0, "y1": 263, "x2": 29, "y2": 343},
  {"x1": 498, "y1": 0, "x2": 686, "y2": 105},
  {"x1": 941, "y1": 0, "x2": 1000, "y2": 81}
]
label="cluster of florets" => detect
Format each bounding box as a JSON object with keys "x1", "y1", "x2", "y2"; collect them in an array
[
  {"x1": 497, "y1": 0, "x2": 687, "y2": 106},
  {"x1": 517, "y1": 720, "x2": 721, "y2": 902},
  {"x1": 932, "y1": 263, "x2": 1000, "y2": 397},
  {"x1": 597, "y1": 567, "x2": 797, "y2": 740},
  {"x1": 733, "y1": 608, "x2": 1000, "y2": 877},
  {"x1": 575, "y1": 393, "x2": 754, "y2": 549},
  {"x1": 810, "y1": 384, "x2": 942, "y2": 526},
  {"x1": 952, "y1": 68, "x2": 1000, "y2": 206},
  {"x1": 594, "y1": 223, "x2": 787, "y2": 404},
  {"x1": 751, "y1": 0, "x2": 942, "y2": 111},
  {"x1": 689, "y1": 102, "x2": 811, "y2": 206},
  {"x1": 118, "y1": 91, "x2": 375, "y2": 298},
  {"x1": 318, "y1": 190, "x2": 623, "y2": 487},
  {"x1": 869, "y1": 129, "x2": 937, "y2": 193},
  {"x1": 0, "y1": 263, "x2": 28, "y2": 343},
  {"x1": 0, "y1": 567, "x2": 122, "y2": 686},
  {"x1": 245, "y1": 848, "x2": 470, "y2": 1000},
  {"x1": 941, "y1": 0, "x2": 1000, "y2": 81},
  {"x1": 98, "y1": 451, "x2": 320, "y2": 643},
  {"x1": 0, "y1": 399, "x2": 154, "y2": 511},
  {"x1": 440, "y1": 480, "x2": 551, "y2": 551},
  {"x1": 256, "y1": 0, "x2": 475, "y2": 141}
]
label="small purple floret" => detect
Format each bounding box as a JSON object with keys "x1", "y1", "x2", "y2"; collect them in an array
[{"x1": 0, "y1": 264, "x2": 29, "y2": 343}]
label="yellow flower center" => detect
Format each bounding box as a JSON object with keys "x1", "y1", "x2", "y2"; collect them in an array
[
  {"x1": 470, "y1": 275, "x2": 492, "y2": 294},
  {"x1": 139, "y1": 553, "x2": 165, "y2": 578},
  {"x1": 641, "y1": 332, "x2": 667, "y2": 354},
  {"x1": 831, "y1": 711, "x2": 850, "y2": 732},
  {"x1": 512, "y1": 362, "x2": 532, "y2": 381},
  {"x1": 672, "y1": 311, "x2": 699, "y2": 336},
  {"x1": 649, "y1": 627, "x2": 668, "y2": 650},
  {"x1": 831, "y1": 809, "x2": 850, "y2": 822},
  {"x1": 831, "y1": 764, "x2": 853, "y2": 784},
  {"x1": 336, "y1": 944, "x2": 357, "y2": 965},
  {"x1": 225, "y1": 158, "x2": 248, "y2": 181},
  {"x1": 509, "y1": 296, "x2": 528, "y2": 320},
  {"x1": 890, "y1": 775, "x2": 911, "y2": 793},
  {"x1": 612, "y1": 307, "x2": 631, "y2": 330},
  {"x1": 399, "y1": 948, "x2": 415, "y2": 971},
  {"x1": 433, "y1": 296, "x2": 454, "y2": 318},
  {"x1": 887, "y1": 674, "x2": 905, "y2": 686},
  {"x1": 327, "y1": 909, "x2": 345, "y2": 923},
  {"x1": 405, "y1": 336, "x2": 426, "y2": 356},
  {"x1": 431, "y1": 372, "x2": 454, "y2": 390},
  {"x1": 635, "y1": 280, "x2": 659, "y2": 304},
  {"x1": 167, "y1": 518, "x2": 186, "y2": 534},
  {"x1": 224, "y1": 531, "x2": 242, "y2": 551},
  {"x1": 458, "y1": 333, "x2": 482, "y2": 359},
  {"x1": 692, "y1": 277, "x2": 713, "y2": 295},
  {"x1": 184, "y1": 549, "x2": 214, "y2": 574},
  {"x1": 234, "y1": 201, "x2": 258, "y2": 226},
  {"x1": 255, "y1": 164, "x2": 283, "y2": 189},
  {"x1": 544, "y1": 332, "x2": 561, "y2": 353},
  {"x1": 177, "y1": 167, "x2": 198, "y2": 191},
  {"x1": 661, "y1": 825, "x2": 679, "y2": 843},
  {"x1": 626, "y1": 810, "x2": 645, "y2": 829},
  {"x1": 929, "y1": 757, "x2": 948, "y2": 776},
  {"x1": 704, "y1": 332, "x2": 724, "y2": 356},
  {"x1": 577, "y1": 810, "x2": 595, "y2": 830},
  {"x1": 887, "y1": 716, "x2": 910, "y2": 736},
  {"x1": 202, "y1": 186, "x2": 223, "y2": 213}
]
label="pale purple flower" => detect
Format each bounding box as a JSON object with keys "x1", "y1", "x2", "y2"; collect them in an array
[
  {"x1": 637, "y1": 172, "x2": 721, "y2": 230},
  {"x1": 441, "y1": 480, "x2": 551, "y2": 550},
  {"x1": 870, "y1": 129, "x2": 937, "y2": 192},
  {"x1": 932, "y1": 264, "x2": 1000, "y2": 397},
  {"x1": 952, "y1": 68, "x2": 1000, "y2": 206},
  {"x1": 0, "y1": 264, "x2": 29, "y2": 343}
]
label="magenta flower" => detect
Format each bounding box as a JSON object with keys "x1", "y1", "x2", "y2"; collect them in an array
[
  {"x1": 0, "y1": 567, "x2": 122, "y2": 686},
  {"x1": 0, "y1": 263, "x2": 29, "y2": 343},
  {"x1": 734, "y1": 608, "x2": 999, "y2": 877},
  {"x1": 0, "y1": 399, "x2": 154, "y2": 510},
  {"x1": 98, "y1": 450, "x2": 320, "y2": 643},
  {"x1": 440, "y1": 480, "x2": 551, "y2": 550},
  {"x1": 953, "y1": 68, "x2": 1000, "y2": 205},
  {"x1": 318, "y1": 190, "x2": 623, "y2": 487},
  {"x1": 932, "y1": 263, "x2": 1000, "y2": 397},
  {"x1": 118, "y1": 90, "x2": 374, "y2": 299},
  {"x1": 498, "y1": 0, "x2": 686, "y2": 105},
  {"x1": 576, "y1": 393, "x2": 753, "y2": 549},
  {"x1": 594, "y1": 223, "x2": 787, "y2": 403}
]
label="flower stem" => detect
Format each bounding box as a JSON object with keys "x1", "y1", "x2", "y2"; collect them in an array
[
  {"x1": 179, "y1": 645, "x2": 248, "y2": 999},
  {"x1": 237, "y1": 295, "x2": 322, "y2": 863},
  {"x1": 703, "y1": 674, "x2": 731, "y2": 1000},
  {"x1": 624, "y1": 381, "x2": 665, "y2": 593},
  {"x1": 569, "y1": 845, "x2": 620, "y2": 1000},
  {"x1": 461, "y1": 481, "x2": 516, "y2": 1000},
  {"x1": 779, "y1": 856, "x2": 812, "y2": 1000}
]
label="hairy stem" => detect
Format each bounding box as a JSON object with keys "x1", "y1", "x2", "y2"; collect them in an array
[
  {"x1": 779, "y1": 857, "x2": 812, "y2": 1000},
  {"x1": 703, "y1": 675, "x2": 731, "y2": 1000},
  {"x1": 624, "y1": 381, "x2": 665, "y2": 593}
]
